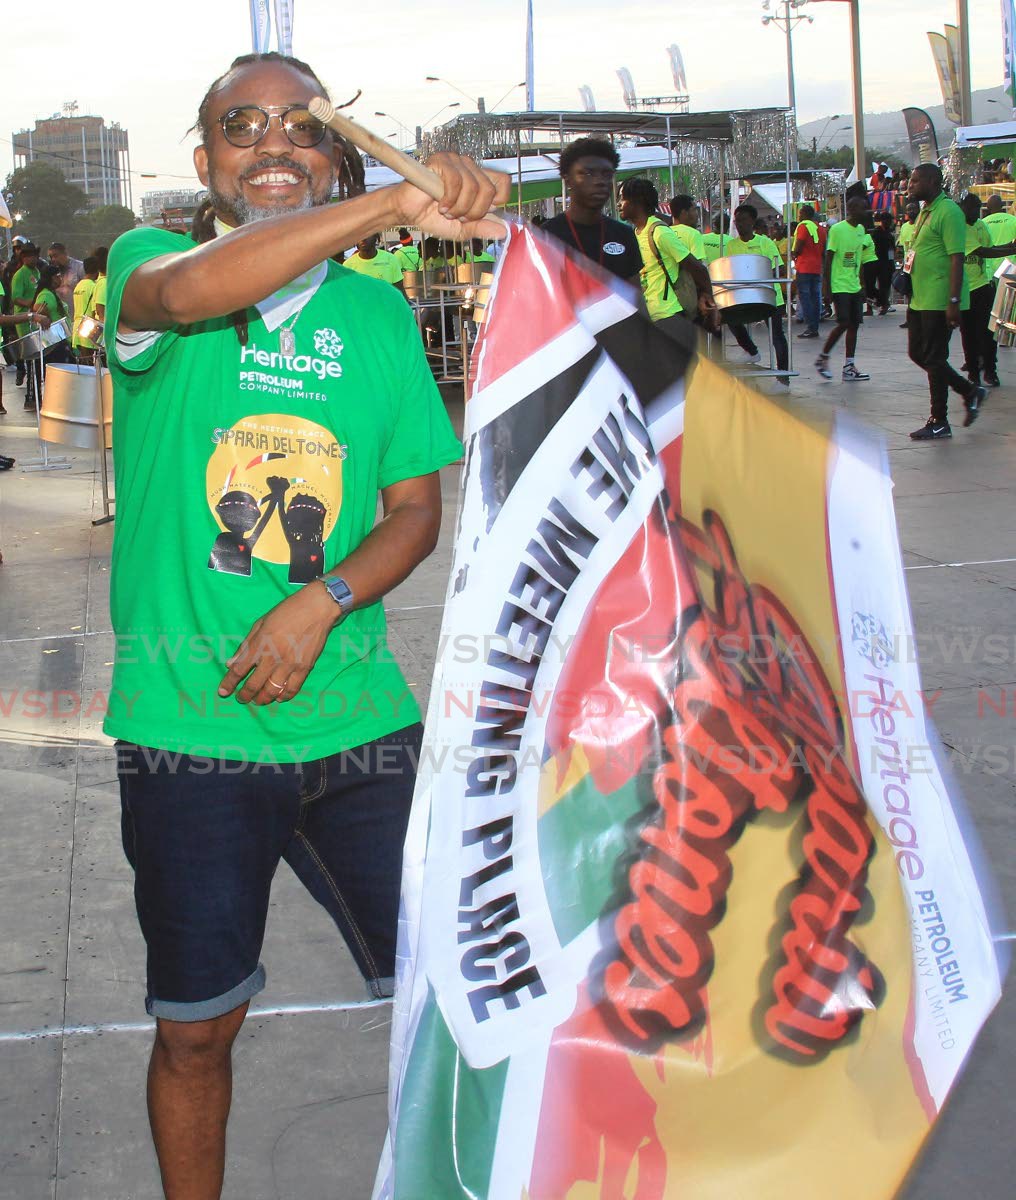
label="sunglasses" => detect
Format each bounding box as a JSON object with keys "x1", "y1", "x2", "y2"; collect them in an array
[{"x1": 218, "y1": 105, "x2": 327, "y2": 149}]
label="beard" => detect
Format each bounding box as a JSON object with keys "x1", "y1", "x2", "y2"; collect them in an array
[{"x1": 207, "y1": 155, "x2": 336, "y2": 226}]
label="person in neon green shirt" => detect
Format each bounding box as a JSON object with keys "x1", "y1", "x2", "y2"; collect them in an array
[
  {"x1": 906, "y1": 163, "x2": 983, "y2": 440},
  {"x1": 343, "y1": 235, "x2": 406, "y2": 294},
  {"x1": 701, "y1": 214, "x2": 728, "y2": 264},
  {"x1": 721, "y1": 203, "x2": 789, "y2": 379},
  {"x1": 816, "y1": 196, "x2": 871, "y2": 382},
  {"x1": 669, "y1": 194, "x2": 706, "y2": 260},
  {"x1": 466, "y1": 237, "x2": 495, "y2": 264},
  {"x1": 958, "y1": 193, "x2": 999, "y2": 389},
  {"x1": 897, "y1": 202, "x2": 920, "y2": 256},
  {"x1": 11, "y1": 243, "x2": 40, "y2": 343},
  {"x1": 391, "y1": 231, "x2": 422, "y2": 272},
  {"x1": 618, "y1": 176, "x2": 715, "y2": 337},
  {"x1": 981, "y1": 194, "x2": 1016, "y2": 247},
  {"x1": 71, "y1": 256, "x2": 100, "y2": 358}
]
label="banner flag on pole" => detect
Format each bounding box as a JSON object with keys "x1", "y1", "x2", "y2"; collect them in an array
[
  {"x1": 372, "y1": 226, "x2": 1006, "y2": 1200},
  {"x1": 1003, "y1": 0, "x2": 1016, "y2": 114},
  {"x1": 249, "y1": 0, "x2": 271, "y2": 53},
  {"x1": 903, "y1": 107, "x2": 941, "y2": 165},
  {"x1": 0, "y1": 192, "x2": 11, "y2": 230},
  {"x1": 273, "y1": 0, "x2": 294, "y2": 56},
  {"x1": 927, "y1": 31, "x2": 962, "y2": 124}
]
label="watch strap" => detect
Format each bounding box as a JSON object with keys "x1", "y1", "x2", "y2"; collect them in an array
[{"x1": 318, "y1": 575, "x2": 354, "y2": 615}]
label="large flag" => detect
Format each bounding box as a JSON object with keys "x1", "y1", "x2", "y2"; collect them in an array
[{"x1": 373, "y1": 227, "x2": 1005, "y2": 1200}]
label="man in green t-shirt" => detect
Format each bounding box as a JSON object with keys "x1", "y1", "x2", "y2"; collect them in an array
[
  {"x1": 105, "y1": 50, "x2": 509, "y2": 1199},
  {"x1": 981, "y1": 194, "x2": 1016, "y2": 247},
  {"x1": 391, "y1": 228, "x2": 423, "y2": 272},
  {"x1": 906, "y1": 163, "x2": 985, "y2": 440},
  {"x1": 669, "y1": 193, "x2": 706, "y2": 261},
  {"x1": 958, "y1": 193, "x2": 999, "y2": 389},
  {"x1": 815, "y1": 197, "x2": 871, "y2": 382},
  {"x1": 343, "y1": 234, "x2": 406, "y2": 292},
  {"x1": 719, "y1": 203, "x2": 789, "y2": 381}
]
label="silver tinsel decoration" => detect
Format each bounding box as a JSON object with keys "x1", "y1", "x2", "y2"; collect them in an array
[{"x1": 944, "y1": 142, "x2": 981, "y2": 198}]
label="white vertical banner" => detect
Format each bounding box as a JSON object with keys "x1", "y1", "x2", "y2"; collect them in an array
[
  {"x1": 1004, "y1": 0, "x2": 1016, "y2": 114},
  {"x1": 249, "y1": 0, "x2": 271, "y2": 53},
  {"x1": 274, "y1": 0, "x2": 294, "y2": 56},
  {"x1": 524, "y1": 0, "x2": 534, "y2": 112}
]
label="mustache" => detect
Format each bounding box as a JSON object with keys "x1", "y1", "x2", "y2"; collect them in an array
[{"x1": 240, "y1": 156, "x2": 311, "y2": 182}]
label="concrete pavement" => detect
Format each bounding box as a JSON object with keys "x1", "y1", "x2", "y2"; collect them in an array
[{"x1": 0, "y1": 309, "x2": 1012, "y2": 1199}]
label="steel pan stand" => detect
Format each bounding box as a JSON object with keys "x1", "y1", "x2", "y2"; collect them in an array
[{"x1": 20, "y1": 333, "x2": 71, "y2": 472}]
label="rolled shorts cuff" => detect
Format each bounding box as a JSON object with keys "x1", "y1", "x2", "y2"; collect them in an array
[
  {"x1": 145, "y1": 963, "x2": 266, "y2": 1022},
  {"x1": 369, "y1": 975, "x2": 395, "y2": 1001}
]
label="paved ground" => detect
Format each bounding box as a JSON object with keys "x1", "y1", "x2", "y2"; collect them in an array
[{"x1": 0, "y1": 309, "x2": 1012, "y2": 1199}]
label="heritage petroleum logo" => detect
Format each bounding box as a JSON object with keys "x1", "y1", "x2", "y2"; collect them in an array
[
  {"x1": 313, "y1": 327, "x2": 344, "y2": 359},
  {"x1": 851, "y1": 611, "x2": 895, "y2": 669}
]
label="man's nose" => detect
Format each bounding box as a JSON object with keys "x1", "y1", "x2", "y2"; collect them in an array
[{"x1": 257, "y1": 113, "x2": 294, "y2": 156}]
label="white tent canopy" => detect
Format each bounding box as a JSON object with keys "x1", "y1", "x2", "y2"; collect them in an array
[{"x1": 955, "y1": 121, "x2": 1016, "y2": 148}]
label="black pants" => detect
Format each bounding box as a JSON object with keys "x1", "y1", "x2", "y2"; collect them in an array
[
  {"x1": 727, "y1": 309, "x2": 789, "y2": 371},
  {"x1": 959, "y1": 284, "x2": 998, "y2": 383},
  {"x1": 24, "y1": 342, "x2": 71, "y2": 410},
  {"x1": 907, "y1": 309, "x2": 974, "y2": 425}
]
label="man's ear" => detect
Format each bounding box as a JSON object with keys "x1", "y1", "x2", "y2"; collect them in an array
[{"x1": 194, "y1": 144, "x2": 210, "y2": 187}]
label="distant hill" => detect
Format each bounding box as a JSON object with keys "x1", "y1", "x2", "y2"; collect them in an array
[{"x1": 798, "y1": 86, "x2": 1012, "y2": 156}]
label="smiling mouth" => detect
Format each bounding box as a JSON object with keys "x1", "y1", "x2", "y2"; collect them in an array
[{"x1": 244, "y1": 168, "x2": 307, "y2": 187}]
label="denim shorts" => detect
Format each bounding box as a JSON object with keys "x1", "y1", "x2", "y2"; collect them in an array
[{"x1": 117, "y1": 724, "x2": 422, "y2": 1022}]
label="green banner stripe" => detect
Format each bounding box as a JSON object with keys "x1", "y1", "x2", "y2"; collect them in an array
[
  {"x1": 394, "y1": 987, "x2": 509, "y2": 1199},
  {"x1": 538, "y1": 765, "x2": 646, "y2": 945}
]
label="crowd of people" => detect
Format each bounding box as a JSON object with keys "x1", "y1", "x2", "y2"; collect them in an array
[{"x1": 0, "y1": 237, "x2": 108, "y2": 419}]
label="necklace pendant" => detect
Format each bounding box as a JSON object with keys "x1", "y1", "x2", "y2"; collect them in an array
[{"x1": 279, "y1": 328, "x2": 296, "y2": 357}]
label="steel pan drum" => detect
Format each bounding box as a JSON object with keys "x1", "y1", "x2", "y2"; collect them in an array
[
  {"x1": 471, "y1": 272, "x2": 495, "y2": 324},
  {"x1": 709, "y1": 254, "x2": 778, "y2": 325},
  {"x1": 989, "y1": 261, "x2": 1016, "y2": 341},
  {"x1": 403, "y1": 267, "x2": 453, "y2": 300},
  {"x1": 21, "y1": 318, "x2": 70, "y2": 358},
  {"x1": 38, "y1": 363, "x2": 113, "y2": 450}
]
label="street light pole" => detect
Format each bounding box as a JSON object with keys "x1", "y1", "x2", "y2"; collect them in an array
[
  {"x1": 956, "y1": 0, "x2": 973, "y2": 126},
  {"x1": 761, "y1": 0, "x2": 813, "y2": 168}
]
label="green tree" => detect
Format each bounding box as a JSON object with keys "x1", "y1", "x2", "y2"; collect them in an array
[
  {"x1": 5, "y1": 162, "x2": 89, "y2": 251},
  {"x1": 74, "y1": 205, "x2": 138, "y2": 256}
]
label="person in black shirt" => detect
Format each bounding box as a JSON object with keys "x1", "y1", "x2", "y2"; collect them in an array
[
  {"x1": 871, "y1": 213, "x2": 897, "y2": 316},
  {"x1": 541, "y1": 137, "x2": 642, "y2": 284}
]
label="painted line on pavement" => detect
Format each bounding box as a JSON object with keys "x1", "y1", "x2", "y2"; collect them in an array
[
  {"x1": 0, "y1": 998, "x2": 390, "y2": 1044},
  {"x1": 904, "y1": 557, "x2": 1016, "y2": 571}
]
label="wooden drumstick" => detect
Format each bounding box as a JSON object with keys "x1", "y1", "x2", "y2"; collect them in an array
[{"x1": 309, "y1": 96, "x2": 446, "y2": 201}]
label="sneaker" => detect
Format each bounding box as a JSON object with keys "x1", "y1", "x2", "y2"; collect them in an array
[
  {"x1": 746, "y1": 351, "x2": 762, "y2": 365},
  {"x1": 910, "y1": 420, "x2": 952, "y2": 440},
  {"x1": 963, "y1": 385, "x2": 986, "y2": 428},
  {"x1": 842, "y1": 363, "x2": 870, "y2": 381},
  {"x1": 797, "y1": 329, "x2": 818, "y2": 339},
  {"x1": 0, "y1": 454, "x2": 13, "y2": 470},
  {"x1": 815, "y1": 355, "x2": 833, "y2": 380},
  {"x1": 984, "y1": 372, "x2": 1001, "y2": 388},
  {"x1": 899, "y1": 320, "x2": 908, "y2": 328}
]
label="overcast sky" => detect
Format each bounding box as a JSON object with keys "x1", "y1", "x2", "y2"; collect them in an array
[{"x1": 1, "y1": 0, "x2": 1006, "y2": 202}]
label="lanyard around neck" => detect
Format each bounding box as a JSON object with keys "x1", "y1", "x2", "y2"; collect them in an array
[{"x1": 565, "y1": 211, "x2": 606, "y2": 267}]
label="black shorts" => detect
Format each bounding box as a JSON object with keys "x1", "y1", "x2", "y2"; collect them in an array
[{"x1": 832, "y1": 292, "x2": 864, "y2": 328}]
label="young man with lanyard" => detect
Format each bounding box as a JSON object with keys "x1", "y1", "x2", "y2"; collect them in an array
[
  {"x1": 905, "y1": 164, "x2": 985, "y2": 440},
  {"x1": 343, "y1": 233, "x2": 406, "y2": 294},
  {"x1": 815, "y1": 196, "x2": 871, "y2": 382},
  {"x1": 959, "y1": 193, "x2": 999, "y2": 390},
  {"x1": 722, "y1": 203, "x2": 789, "y2": 380},
  {"x1": 618, "y1": 176, "x2": 716, "y2": 338},
  {"x1": 541, "y1": 137, "x2": 641, "y2": 284},
  {"x1": 792, "y1": 203, "x2": 826, "y2": 339},
  {"x1": 103, "y1": 51, "x2": 508, "y2": 1200}
]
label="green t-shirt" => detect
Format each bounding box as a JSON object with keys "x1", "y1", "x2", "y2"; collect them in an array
[
  {"x1": 982, "y1": 210, "x2": 1016, "y2": 247},
  {"x1": 964, "y1": 220, "x2": 993, "y2": 292},
  {"x1": 860, "y1": 232, "x2": 877, "y2": 266},
  {"x1": 72, "y1": 277, "x2": 97, "y2": 347},
  {"x1": 344, "y1": 248, "x2": 403, "y2": 285},
  {"x1": 91, "y1": 273, "x2": 107, "y2": 315},
  {"x1": 724, "y1": 233, "x2": 784, "y2": 305},
  {"x1": 701, "y1": 232, "x2": 725, "y2": 264},
  {"x1": 910, "y1": 193, "x2": 969, "y2": 312},
  {"x1": 672, "y1": 223, "x2": 705, "y2": 261},
  {"x1": 635, "y1": 216, "x2": 691, "y2": 320},
  {"x1": 826, "y1": 221, "x2": 867, "y2": 295},
  {"x1": 467, "y1": 250, "x2": 495, "y2": 264},
  {"x1": 103, "y1": 226, "x2": 462, "y2": 761},
  {"x1": 36, "y1": 288, "x2": 66, "y2": 323},
  {"x1": 392, "y1": 244, "x2": 422, "y2": 272},
  {"x1": 898, "y1": 220, "x2": 918, "y2": 252},
  {"x1": 12, "y1": 264, "x2": 39, "y2": 339}
]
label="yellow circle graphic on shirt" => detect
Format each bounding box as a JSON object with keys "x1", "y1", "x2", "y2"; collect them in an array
[{"x1": 205, "y1": 413, "x2": 345, "y2": 583}]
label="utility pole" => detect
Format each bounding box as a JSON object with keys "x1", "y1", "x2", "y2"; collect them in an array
[
  {"x1": 809, "y1": 1, "x2": 866, "y2": 186},
  {"x1": 761, "y1": 1, "x2": 813, "y2": 169},
  {"x1": 956, "y1": 0, "x2": 973, "y2": 126}
]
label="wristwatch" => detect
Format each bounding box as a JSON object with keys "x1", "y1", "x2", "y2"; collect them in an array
[
  {"x1": 317, "y1": 575, "x2": 354, "y2": 615},
  {"x1": 949, "y1": 296, "x2": 961, "y2": 304}
]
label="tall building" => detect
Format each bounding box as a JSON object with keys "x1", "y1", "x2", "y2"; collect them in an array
[
  {"x1": 140, "y1": 187, "x2": 207, "y2": 226},
  {"x1": 12, "y1": 106, "x2": 132, "y2": 212}
]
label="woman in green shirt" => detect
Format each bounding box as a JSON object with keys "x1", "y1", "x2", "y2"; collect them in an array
[{"x1": 30, "y1": 265, "x2": 72, "y2": 370}]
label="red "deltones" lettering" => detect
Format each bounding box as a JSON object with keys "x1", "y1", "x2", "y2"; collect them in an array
[{"x1": 599, "y1": 511, "x2": 884, "y2": 1061}]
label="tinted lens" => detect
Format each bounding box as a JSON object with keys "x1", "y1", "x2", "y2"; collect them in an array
[
  {"x1": 221, "y1": 107, "x2": 268, "y2": 146},
  {"x1": 281, "y1": 108, "x2": 326, "y2": 147}
]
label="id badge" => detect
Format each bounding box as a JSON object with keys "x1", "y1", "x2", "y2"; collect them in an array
[{"x1": 903, "y1": 249, "x2": 916, "y2": 275}]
